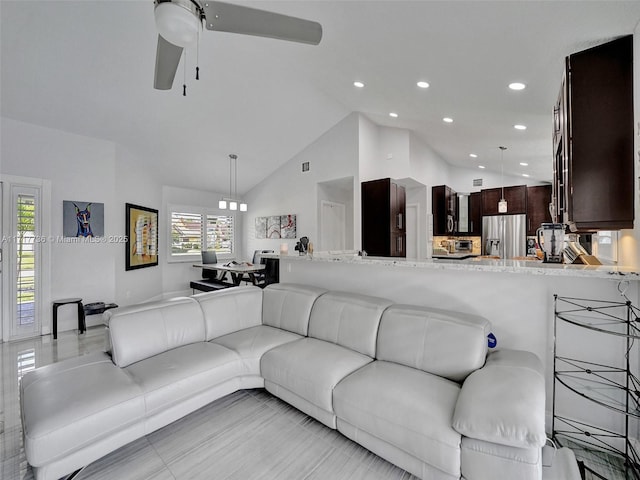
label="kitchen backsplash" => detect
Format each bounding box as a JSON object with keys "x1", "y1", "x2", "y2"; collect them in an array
[{"x1": 433, "y1": 236, "x2": 482, "y2": 255}]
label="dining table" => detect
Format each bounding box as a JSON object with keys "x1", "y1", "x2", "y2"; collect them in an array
[{"x1": 192, "y1": 262, "x2": 266, "y2": 286}]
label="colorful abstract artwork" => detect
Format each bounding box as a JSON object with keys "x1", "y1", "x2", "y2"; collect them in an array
[{"x1": 125, "y1": 203, "x2": 158, "y2": 270}]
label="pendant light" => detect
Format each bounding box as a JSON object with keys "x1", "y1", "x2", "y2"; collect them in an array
[
  {"x1": 218, "y1": 154, "x2": 247, "y2": 212},
  {"x1": 498, "y1": 146, "x2": 508, "y2": 213}
]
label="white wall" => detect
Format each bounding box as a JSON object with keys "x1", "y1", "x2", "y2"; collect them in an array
[
  {"x1": 1, "y1": 119, "x2": 118, "y2": 332},
  {"x1": 0, "y1": 119, "x2": 177, "y2": 333},
  {"x1": 242, "y1": 112, "x2": 359, "y2": 259},
  {"x1": 447, "y1": 163, "x2": 549, "y2": 194},
  {"x1": 113, "y1": 145, "x2": 163, "y2": 307},
  {"x1": 360, "y1": 126, "x2": 412, "y2": 182}
]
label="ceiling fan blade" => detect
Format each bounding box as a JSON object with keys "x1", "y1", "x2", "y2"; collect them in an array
[
  {"x1": 202, "y1": 1, "x2": 322, "y2": 45},
  {"x1": 154, "y1": 35, "x2": 183, "y2": 90}
]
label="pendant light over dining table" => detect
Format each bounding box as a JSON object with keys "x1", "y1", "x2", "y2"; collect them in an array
[
  {"x1": 498, "y1": 146, "x2": 508, "y2": 213},
  {"x1": 218, "y1": 154, "x2": 247, "y2": 212}
]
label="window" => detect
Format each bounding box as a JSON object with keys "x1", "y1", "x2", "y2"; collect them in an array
[
  {"x1": 16, "y1": 194, "x2": 36, "y2": 326},
  {"x1": 170, "y1": 207, "x2": 234, "y2": 259}
]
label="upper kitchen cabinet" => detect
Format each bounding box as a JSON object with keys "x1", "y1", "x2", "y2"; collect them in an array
[
  {"x1": 526, "y1": 185, "x2": 552, "y2": 235},
  {"x1": 432, "y1": 185, "x2": 456, "y2": 235},
  {"x1": 456, "y1": 192, "x2": 481, "y2": 235},
  {"x1": 481, "y1": 185, "x2": 527, "y2": 216},
  {"x1": 469, "y1": 192, "x2": 482, "y2": 235},
  {"x1": 362, "y1": 178, "x2": 406, "y2": 257},
  {"x1": 553, "y1": 35, "x2": 634, "y2": 231}
]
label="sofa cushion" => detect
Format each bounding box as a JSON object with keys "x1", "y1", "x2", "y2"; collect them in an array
[
  {"x1": 262, "y1": 283, "x2": 327, "y2": 335},
  {"x1": 333, "y1": 360, "x2": 462, "y2": 478},
  {"x1": 212, "y1": 325, "x2": 302, "y2": 375},
  {"x1": 21, "y1": 352, "x2": 145, "y2": 467},
  {"x1": 308, "y1": 291, "x2": 392, "y2": 357},
  {"x1": 377, "y1": 305, "x2": 490, "y2": 382},
  {"x1": 123, "y1": 342, "x2": 241, "y2": 417},
  {"x1": 261, "y1": 337, "x2": 372, "y2": 420},
  {"x1": 109, "y1": 297, "x2": 205, "y2": 367},
  {"x1": 453, "y1": 349, "x2": 546, "y2": 449},
  {"x1": 460, "y1": 437, "x2": 542, "y2": 480},
  {"x1": 194, "y1": 286, "x2": 263, "y2": 340}
]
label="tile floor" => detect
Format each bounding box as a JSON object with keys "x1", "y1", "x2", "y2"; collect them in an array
[{"x1": 0, "y1": 327, "x2": 420, "y2": 480}]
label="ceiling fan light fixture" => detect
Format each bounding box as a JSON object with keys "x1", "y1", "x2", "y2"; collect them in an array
[{"x1": 154, "y1": 0, "x2": 202, "y2": 48}]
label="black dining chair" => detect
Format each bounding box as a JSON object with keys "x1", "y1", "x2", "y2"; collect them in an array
[
  {"x1": 247, "y1": 250, "x2": 275, "y2": 286},
  {"x1": 201, "y1": 250, "x2": 219, "y2": 280}
]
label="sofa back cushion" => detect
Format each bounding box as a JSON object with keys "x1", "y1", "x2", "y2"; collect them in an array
[
  {"x1": 308, "y1": 291, "x2": 392, "y2": 357},
  {"x1": 262, "y1": 283, "x2": 327, "y2": 335},
  {"x1": 109, "y1": 297, "x2": 205, "y2": 368},
  {"x1": 194, "y1": 287, "x2": 263, "y2": 340},
  {"x1": 377, "y1": 305, "x2": 490, "y2": 382}
]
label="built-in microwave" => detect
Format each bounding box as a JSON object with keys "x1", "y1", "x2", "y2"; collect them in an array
[{"x1": 455, "y1": 240, "x2": 473, "y2": 252}]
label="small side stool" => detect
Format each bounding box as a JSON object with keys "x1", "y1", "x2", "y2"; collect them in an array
[{"x1": 52, "y1": 298, "x2": 85, "y2": 340}]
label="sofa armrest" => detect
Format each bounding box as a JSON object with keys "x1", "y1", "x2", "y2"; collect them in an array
[{"x1": 452, "y1": 349, "x2": 546, "y2": 449}]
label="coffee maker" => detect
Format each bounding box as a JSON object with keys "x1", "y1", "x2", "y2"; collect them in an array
[{"x1": 536, "y1": 223, "x2": 565, "y2": 263}]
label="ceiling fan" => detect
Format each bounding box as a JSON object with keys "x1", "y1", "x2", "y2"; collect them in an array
[{"x1": 153, "y1": 0, "x2": 323, "y2": 90}]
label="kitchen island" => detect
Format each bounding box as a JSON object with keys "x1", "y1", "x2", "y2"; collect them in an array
[
  {"x1": 269, "y1": 252, "x2": 640, "y2": 437},
  {"x1": 271, "y1": 252, "x2": 640, "y2": 280}
]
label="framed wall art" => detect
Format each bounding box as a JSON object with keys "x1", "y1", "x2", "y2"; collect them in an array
[
  {"x1": 63, "y1": 200, "x2": 104, "y2": 238},
  {"x1": 254, "y1": 214, "x2": 297, "y2": 239},
  {"x1": 125, "y1": 203, "x2": 158, "y2": 270}
]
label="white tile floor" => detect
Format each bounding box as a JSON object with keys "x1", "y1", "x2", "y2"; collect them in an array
[{"x1": 0, "y1": 327, "x2": 419, "y2": 480}]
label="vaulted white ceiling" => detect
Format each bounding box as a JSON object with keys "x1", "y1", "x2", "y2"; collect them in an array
[{"x1": 2, "y1": 1, "x2": 639, "y2": 195}]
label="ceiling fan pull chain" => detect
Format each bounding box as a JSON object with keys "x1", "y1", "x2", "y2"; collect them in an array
[
  {"x1": 183, "y1": 50, "x2": 187, "y2": 96},
  {"x1": 196, "y1": 31, "x2": 200, "y2": 80}
]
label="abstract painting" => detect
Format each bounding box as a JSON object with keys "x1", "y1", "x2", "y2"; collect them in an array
[
  {"x1": 281, "y1": 214, "x2": 297, "y2": 239},
  {"x1": 255, "y1": 214, "x2": 297, "y2": 239},
  {"x1": 267, "y1": 216, "x2": 281, "y2": 239},
  {"x1": 255, "y1": 217, "x2": 267, "y2": 239},
  {"x1": 125, "y1": 203, "x2": 158, "y2": 270}
]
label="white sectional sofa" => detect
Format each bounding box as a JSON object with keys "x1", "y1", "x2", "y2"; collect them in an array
[{"x1": 20, "y1": 284, "x2": 546, "y2": 480}]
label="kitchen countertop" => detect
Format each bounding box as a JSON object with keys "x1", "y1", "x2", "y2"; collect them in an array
[{"x1": 265, "y1": 252, "x2": 640, "y2": 280}]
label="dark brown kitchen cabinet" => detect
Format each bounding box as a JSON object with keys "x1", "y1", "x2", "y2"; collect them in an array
[
  {"x1": 432, "y1": 185, "x2": 456, "y2": 235},
  {"x1": 553, "y1": 35, "x2": 634, "y2": 231},
  {"x1": 362, "y1": 178, "x2": 406, "y2": 257},
  {"x1": 526, "y1": 185, "x2": 552, "y2": 235},
  {"x1": 469, "y1": 192, "x2": 482, "y2": 235},
  {"x1": 481, "y1": 185, "x2": 527, "y2": 216}
]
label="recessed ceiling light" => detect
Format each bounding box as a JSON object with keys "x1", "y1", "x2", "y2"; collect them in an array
[
  {"x1": 522, "y1": 173, "x2": 530, "y2": 177},
  {"x1": 417, "y1": 81, "x2": 430, "y2": 89},
  {"x1": 389, "y1": 112, "x2": 398, "y2": 118},
  {"x1": 519, "y1": 162, "x2": 528, "y2": 166},
  {"x1": 469, "y1": 153, "x2": 478, "y2": 158},
  {"x1": 478, "y1": 165, "x2": 486, "y2": 169},
  {"x1": 509, "y1": 82, "x2": 526, "y2": 91},
  {"x1": 514, "y1": 124, "x2": 527, "y2": 130},
  {"x1": 353, "y1": 81, "x2": 365, "y2": 88},
  {"x1": 443, "y1": 117, "x2": 453, "y2": 123}
]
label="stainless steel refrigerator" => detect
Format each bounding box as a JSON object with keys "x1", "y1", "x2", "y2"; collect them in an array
[{"x1": 482, "y1": 214, "x2": 527, "y2": 259}]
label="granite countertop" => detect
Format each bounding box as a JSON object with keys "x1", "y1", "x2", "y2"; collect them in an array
[{"x1": 265, "y1": 252, "x2": 640, "y2": 280}]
